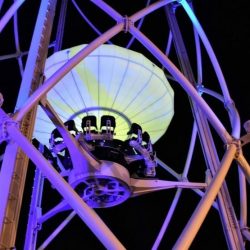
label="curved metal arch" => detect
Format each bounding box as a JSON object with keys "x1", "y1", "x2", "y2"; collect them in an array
[{"x1": 0, "y1": 1, "x2": 249, "y2": 250}]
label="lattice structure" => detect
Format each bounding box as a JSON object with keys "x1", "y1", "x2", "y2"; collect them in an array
[{"x1": 0, "y1": 1, "x2": 250, "y2": 249}]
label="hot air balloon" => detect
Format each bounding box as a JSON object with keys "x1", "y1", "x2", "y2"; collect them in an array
[{"x1": 33, "y1": 43, "x2": 175, "y2": 208}]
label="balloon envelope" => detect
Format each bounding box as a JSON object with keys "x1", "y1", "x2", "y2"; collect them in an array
[{"x1": 33, "y1": 44, "x2": 174, "y2": 145}]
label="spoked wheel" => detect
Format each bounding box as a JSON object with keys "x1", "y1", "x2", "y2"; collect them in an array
[{"x1": 74, "y1": 176, "x2": 131, "y2": 208}]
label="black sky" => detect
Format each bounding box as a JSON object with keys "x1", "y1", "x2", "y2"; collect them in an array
[{"x1": 1, "y1": 1, "x2": 250, "y2": 249}]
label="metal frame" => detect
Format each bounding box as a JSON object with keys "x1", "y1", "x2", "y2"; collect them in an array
[{"x1": 0, "y1": 0, "x2": 250, "y2": 249}]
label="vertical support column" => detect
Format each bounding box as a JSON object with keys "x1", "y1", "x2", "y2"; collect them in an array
[
  {"x1": 24, "y1": 167, "x2": 44, "y2": 250},
  {"x1": 173, "y1": 144, "x2": 237, "y2": 249},
  {"x1": 54, "y1": 0, "x2": 68, "y2": 52},
  {"x1": 0, "y1": 0, "x2": 57, "y2": 248},
  {"x1": 164, "y1": 4, "x2": 244, "y2": 249}
]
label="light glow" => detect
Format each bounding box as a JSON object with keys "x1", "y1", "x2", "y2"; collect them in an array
[{"x1": 33, "y1": 44, "x2": 174, "y2": 145}]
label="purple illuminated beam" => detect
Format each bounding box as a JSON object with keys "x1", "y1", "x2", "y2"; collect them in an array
[
  {"x1": 37, "y1": 201, "x2": 69, "y2": 225},
  {"x1": 71, "y1": 0, "x2": 113, "y2": 45},
  {"x1": 13, "y1": 7, "x2": 24, "y2": 75},
  {"x1": 37, "y1": 211, "x2": 76, "y2": 250},
  {"x1": 127, "y1": 18, "x2": 248, "y2": 249},
  {"x1": 179, "y1": 0, "x2": 230, "y2": 102},
  {"x1": 93, "y1": 0, "x2": 232, "y2": 144},
  {"x1": 0, "y1": 0, "x2": 25, "y2": 33},
  {"x1": 179, "y1": 0, "x2": 241, "y2": 139},
  {"x1": 13, "y1": 21, "x2": 124, "y2": 122},
  {"x1": 92, "y1": 0, "x2": 175, "y2": 23},
  {"x1": 129, "y1": 26, "x2": 232, "y2": 143},
  {"x1": 173, "y1": 144, "x2": 241, "y2": 249},
  {"x1": 0, "y1": 109, "x2": 125, "y2": 250},
  {"x1": 0, "y1": 0, "x2": 3, "y2": 11},
  {"x1": 152, "y1": 122, "x2": 198, "y2": 249}
]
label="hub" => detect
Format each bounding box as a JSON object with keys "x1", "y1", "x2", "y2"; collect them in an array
[{"x1": 69, "y1": 161, "x2": 131, "y2": 208}]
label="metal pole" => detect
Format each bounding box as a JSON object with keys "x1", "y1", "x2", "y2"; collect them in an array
[
  {"x1": 0, "y1": 0, "x2": 25, "y2": 33},
  {"x1": 129, "y1": 25, "x2": 231, "y2": 143},
  {"x1": 0, "y1": 1, "x2": 57, "y2": 247},
  {"x1": 24, "y1": 168, "x2": 44, "y2": 250},
  {"x1": 3, "y1": 112, "x2": 125, "y2": 250},
  {"x1": 173, "y1": 144, "x2": 237, "y2": 250},
  {"x1": 37, "y1": 211, "x2": 76, "y2": 250},
  {"x1": 152, "y1": 122, "x2": 197, "y2": 249},
  {"x1": 164, "y1": 5, "x2": 244, "y2": 249},
  {"x1": 179, "y1": 0, "x2": 241, "y2": 139},
  {"x1": 14, "y1": 22, "x2": 124, "y2": 122}
]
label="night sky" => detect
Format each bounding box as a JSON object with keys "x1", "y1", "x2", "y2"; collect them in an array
[{"x1": 0, "y1": 1, "x2": 250, "y2": 249}]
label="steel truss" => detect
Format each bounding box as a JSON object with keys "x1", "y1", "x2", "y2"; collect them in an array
[{"x1": 0, "y1": 0, "x2": 250, "y2": 249}]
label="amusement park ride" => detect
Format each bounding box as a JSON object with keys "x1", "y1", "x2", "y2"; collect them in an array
[{"x1": 0, "y1": 0, "x2": 250, "y2": 249}]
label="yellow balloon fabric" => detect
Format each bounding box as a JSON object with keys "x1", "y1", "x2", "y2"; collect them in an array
[{"x1": 33, "y1": 44, "x2": 174, "y2": 145}]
